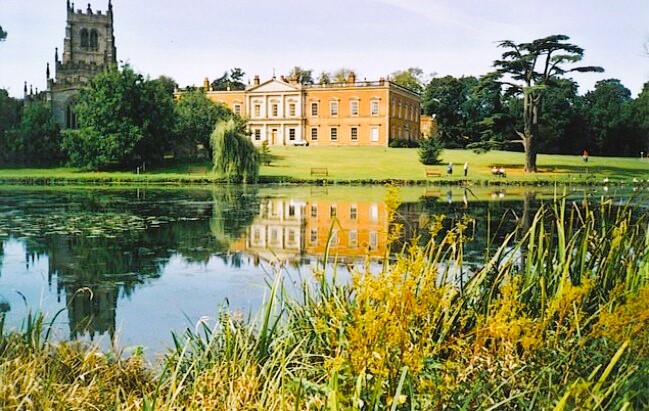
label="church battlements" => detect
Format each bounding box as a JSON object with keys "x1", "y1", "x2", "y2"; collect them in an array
[
  {"x1": 66, "y1": 0, "x2": 113, "y2": 19},
  {"x1": 47, "y1": 0, "x2": 117, "y2": 128}
]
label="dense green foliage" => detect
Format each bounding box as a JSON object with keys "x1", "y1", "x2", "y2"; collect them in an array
[
  {"x1": 0, "y1": 94, "x2": 62, "y2": 166},
  {"x1": 62, "y1": 66, "x2": 175, "y2": 169},
  {"x1": 633, "y1": 83, "x2": 649, "y2": 148},
  {"x1": 482, "y1": 35, "x2": 604, "y2": 171},
  {"x1": 388, "y1": 138, "x2": 419, "y2": 148},
  {"x1": 0, "y1": 25, "x2": 6, "y2": 41},
  {"x1": 323, "y1": 67, "x2": 357, "y2": 83},
  {"x1": 173, "y1": 89, "x2": 232, "y2": 159},
  {"x1": 10, "y1": 101, "x2": 62, "y2": 165},
  {"x1": 583, "y1": 79, "x2": 643, "y2": 156},
  {"x1": 285, "y1": 66, "x2": 315, "y2": 85},
  {"x1": 0, "y1": 89, "x2": 21, "y2": 164},
  {"x1": 423, "y1": 75, "x2": 500, "y2": 148},
  {"x1": 211, "y1": 118, "x2": 259, "y2": 183},
  {"x1": 390, "y1": 67, "x2": 426, "y2": 94},
  {"x1": 423, "y1": 74, "x2": 649, "y2": 158},
  {"x1": 210, "y1": 67, "x2": 246, "y2": 91}
]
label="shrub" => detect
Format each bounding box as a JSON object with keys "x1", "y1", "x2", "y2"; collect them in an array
[
  {"x1": 418, "y1": 136, "x2": 443, "y2": 165},
  {"x1": 388, "y1": 138, "x2": 419, "y2": 148}
]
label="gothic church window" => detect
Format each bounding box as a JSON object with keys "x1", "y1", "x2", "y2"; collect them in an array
[
  {"x1": 90, "y1": 29, "x2": 99, "y2": 50},
  {"x1": 80, "y1": 29, "x2": 89, "y2": 48},
  {"x1": 66, "y1": 103, "x2": 79, "y2": 129}
]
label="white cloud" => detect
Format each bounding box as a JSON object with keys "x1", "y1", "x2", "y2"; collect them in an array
[{"x1": 372, "y1": 0, "x2": 486, "y2": 33}]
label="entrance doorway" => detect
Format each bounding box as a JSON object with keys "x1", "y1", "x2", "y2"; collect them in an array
[{"x1": 271, "y1": 128, "x2": 278, "y2": 145}]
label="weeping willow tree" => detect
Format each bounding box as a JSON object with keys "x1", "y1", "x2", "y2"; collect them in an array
[{"x1": 211, "y1": 118, "x2": 260, "y2": 183}]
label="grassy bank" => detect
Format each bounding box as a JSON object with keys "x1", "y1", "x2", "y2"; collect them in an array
[
  {"x1": 0, "y1": 148, "x2": 647, "y2": 185},
  {"x1": 262, "y1": 147, "x2": 649, "y2": 184},
  {"x1": 1, "y1": 193, "x2": 648, "y2": 409}
]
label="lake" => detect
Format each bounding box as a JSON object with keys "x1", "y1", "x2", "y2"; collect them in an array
[{"x1": 0, "y1": 184, "x2": 642, "y2": 356}]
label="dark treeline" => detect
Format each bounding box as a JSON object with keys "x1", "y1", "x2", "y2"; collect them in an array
[
  {"x1": 1, "y1": 61, "x2": 648, "y2": 169},
  {"x1": 0, "y1": 186, "x2": 260, "y2": 338},
  {"x1": 0, "y1": 65, "x2": 236, "y2": 169},
  {"x1": 422, "y1": 76, "x2": 649, "y2": 157}
]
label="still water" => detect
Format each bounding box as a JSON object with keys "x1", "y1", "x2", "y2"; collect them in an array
[{"x1": 0, "y1": 184, "x2": 640, "y2": 355}]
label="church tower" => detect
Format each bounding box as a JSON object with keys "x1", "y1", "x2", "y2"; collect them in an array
[{"x1": 47, "y1": 1, "x2": 117, "y2": 128}]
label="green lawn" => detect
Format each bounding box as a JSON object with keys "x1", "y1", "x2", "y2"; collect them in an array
[
  {"x1": 261, "y1": 147, "x2": 649, "y2": 184},
  {"x1": 0, "y1": 148, "x2": 647, "y2": 184}
]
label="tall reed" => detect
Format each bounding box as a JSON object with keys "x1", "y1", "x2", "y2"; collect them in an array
[{"x1": 0, "y1": 193, "x2": 648, "y2": 409}]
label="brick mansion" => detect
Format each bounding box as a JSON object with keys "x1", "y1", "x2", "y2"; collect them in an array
[
  {"x1": 200, "y1": 73, "x2": 426, "y2": 147},
  {"x1": 42, "y1": 0, "x2": 432, "y2": 146}
]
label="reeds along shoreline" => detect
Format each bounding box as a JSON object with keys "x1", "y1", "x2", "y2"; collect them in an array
[{"x1": 1, "y1": 194, "x2": 649, "y2": 410}]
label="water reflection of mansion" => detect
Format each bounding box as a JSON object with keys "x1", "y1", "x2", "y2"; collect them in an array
[{"x1": 232, "y1": 198, "x2": 388, "y2": 263}]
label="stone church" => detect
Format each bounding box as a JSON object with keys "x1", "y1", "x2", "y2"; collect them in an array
[{"x1": 47, "y1": 1, "x2": 117, "y2": 128}]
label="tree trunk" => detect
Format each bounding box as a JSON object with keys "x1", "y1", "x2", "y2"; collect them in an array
[
  {"x1": 517, "y1": 191, "x2": 537, "y2": 272},
  {"x1": 522, "y1": 90, "x2": 539, "y2": 172}
]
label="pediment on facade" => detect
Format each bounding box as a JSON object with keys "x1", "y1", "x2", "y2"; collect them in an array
[{"x1": 248, "y1": 79, "x2": 301, "y2": 93}]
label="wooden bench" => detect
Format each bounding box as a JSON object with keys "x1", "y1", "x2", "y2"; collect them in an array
[
  {"x1": 188, "y1": 166, "x2": 209, "y2": 174},
  {"x1": 310, "y1": 167, "x2": 328, "y2": 176},
  {"x1": 425, "y1": 168, "x2": 441, "y2": 177},
  {"x1": 491, "y1": 169, "x2": 507, "y2": 178}
]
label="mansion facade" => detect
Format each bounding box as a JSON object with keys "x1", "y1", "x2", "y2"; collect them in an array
[
  {"x1": 202, "y1": 73, "x2": 422, "y2": 147},
  {"x1": 230, "y1": 196, "x2": 388, "y2": 264}
]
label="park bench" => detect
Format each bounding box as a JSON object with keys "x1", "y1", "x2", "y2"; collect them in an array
[
  {"x1": 425, "y1": 168, "x2": 441, "y2": 177},
  {"x1": 188, "y1": 166, "x2": 209, "y2": 174},
  {"x1": 310, "y1": 167, "x2": 329, "y2": 176}
]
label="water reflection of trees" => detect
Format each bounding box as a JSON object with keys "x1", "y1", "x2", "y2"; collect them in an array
[
  {"x1": 209, "y1": 188, "x2": 260, "y2": 267},
  {"x1": 1, "y1": 186, "x2": 637, "y2": 343},
  {"x1": 0, "y1": 187, "x2": 260, "y2": 340},
  {"x1": 393, "y1": 193, "x2": 536, "y2": 265}
]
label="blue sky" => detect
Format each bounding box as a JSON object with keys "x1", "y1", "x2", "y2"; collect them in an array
[{"x1": 1, "y1": 0, "x2": 647, "y2": 98}]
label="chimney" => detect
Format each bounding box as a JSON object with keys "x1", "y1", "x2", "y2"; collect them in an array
[
  {"x1": 348, "y1": 71, "x2": 356, "y2": 84},
  {"x1": 253, "y1": 75, "x2": 260, "y2": 86}
]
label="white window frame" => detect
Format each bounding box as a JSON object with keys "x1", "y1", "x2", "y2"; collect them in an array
[
  {"x1": 287, "y1": 229, "x2": 296, "y2": 246},
  {"x1": 330, "y1": 101, "x2": 339, "y2": 116},
  {"x1": 371, "y1": 100, "x2": 380, "y2": 116},
  {"x1": 311, "y1": 127, "x2": 318, "y2": 141},
  {"x1": 311, "y1": 102, "x2": 319, "y2": 117},
  {"x1": 350, "y1": 100, "x2": 359, "y2": 116},
  {"x1": 350, "y1": 127, "x2": 358, "y2": 141},
  {"x1": 330, "y1": 127, "x2": 338, "y2": 141},
  {"x1": 371, "y1": 126, "x2": 379, "y2": 142},
  {"x1": 370, "y1": 204, "x2": 379, "y2": 221}
]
